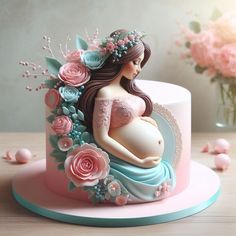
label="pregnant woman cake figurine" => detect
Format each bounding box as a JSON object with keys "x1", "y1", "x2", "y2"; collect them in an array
[
  {"x1": 31, "y1": 29, "x2": 179, "y2": 206},
  {"x1": 77, "y1": 29, "x2": 176, "y2": 204}
]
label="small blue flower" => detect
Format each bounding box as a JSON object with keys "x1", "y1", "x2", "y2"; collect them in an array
[
  {"x1": 59, "y1": 86, "x2": 80, "y2": 103},
  {"x1": 81, "y1": 50, "x2": 108, "y2": 70}
]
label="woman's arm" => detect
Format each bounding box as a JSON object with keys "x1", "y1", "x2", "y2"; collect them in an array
[{"x1": 93, "y1": 97, "x2": 159, "y2": 168}]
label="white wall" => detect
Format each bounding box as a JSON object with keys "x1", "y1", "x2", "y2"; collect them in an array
[{"x1": 0, "y1": 0, "x2": 236, "y2": 132}]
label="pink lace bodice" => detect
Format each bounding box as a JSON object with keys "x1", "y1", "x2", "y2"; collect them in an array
[{"x1": 93, "y1": 94, "x2": 146, "y2": 129}]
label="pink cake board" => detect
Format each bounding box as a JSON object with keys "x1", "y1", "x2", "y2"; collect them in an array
[{"x1": 12, "y1": 160, "x2": 220, "y2": 227}]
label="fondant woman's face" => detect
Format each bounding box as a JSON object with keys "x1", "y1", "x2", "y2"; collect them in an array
[{"x1": 121, "y1": 52, "x2": 144, "y2": 80}]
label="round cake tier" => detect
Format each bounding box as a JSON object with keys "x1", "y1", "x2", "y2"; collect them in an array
[{"x1": 45, "y1": 80, "x2": 191, "y2": 203}]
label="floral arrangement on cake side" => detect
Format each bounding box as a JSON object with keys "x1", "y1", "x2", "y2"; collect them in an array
[
  {"x1": 176, "y1": 10, "x2": 236, "y2": 127},
  {"x1": 20, "y1": 30, "x2": 172, "y2": 205}
]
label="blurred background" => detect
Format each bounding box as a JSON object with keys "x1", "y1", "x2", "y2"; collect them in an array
[{"x1": 1, "y1": 0, "x2": 236, "y2": 132}]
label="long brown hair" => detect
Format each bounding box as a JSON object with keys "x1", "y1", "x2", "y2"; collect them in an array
[{"x1": 77, "y1": 30, "x2": 152, "y2": 133}]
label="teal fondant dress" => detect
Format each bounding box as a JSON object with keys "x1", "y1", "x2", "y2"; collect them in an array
[{"x1": 109, "y1": 156, "x2": 176, "y2": 203}]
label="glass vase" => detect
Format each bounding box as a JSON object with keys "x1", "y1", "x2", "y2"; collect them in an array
[{"x1": 215, "y1": 78, "x2": 236, "y2": 129}]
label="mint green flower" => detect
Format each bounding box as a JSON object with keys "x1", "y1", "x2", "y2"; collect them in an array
[
  {"x1": 81, "y1": 50, "x2": 108, "y2": 70},
  {"x1": 59, "y1": 86, "x2": 80, "y2": 103}
]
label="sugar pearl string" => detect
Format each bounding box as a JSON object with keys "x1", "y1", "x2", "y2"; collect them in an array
[
  {"x1": 25, "y1": 83, "x2": 48, "y2": 92},
  {"x1": 19, "y1": 61, "x2": 50, "y2": 78},
  {"x1": 85, "y1": 28, "x2": 99, "y2": 45},
  {"x1": 42, "y1": 35, "x2": 55, "y2": 58},
  {"x1": 60, "y1": 34, "x2": 71, "y2": 58}
]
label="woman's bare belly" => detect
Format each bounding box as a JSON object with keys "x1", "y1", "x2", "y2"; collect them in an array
[{"x1": 109, "y1": 117, "x2": 164, "y2": 159}]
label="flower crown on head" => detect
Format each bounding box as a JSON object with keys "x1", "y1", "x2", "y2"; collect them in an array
[{"x1": 100, "y1": 30, "x2": 145, "y2": 62}]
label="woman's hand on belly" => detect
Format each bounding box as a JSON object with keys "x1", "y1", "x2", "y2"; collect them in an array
[
  {"x1": 140, "y1": 116, "x2": 158, "y2": 127},
  {"x1": 139, "y1": 156, "x2": 162, "y2": 168}
]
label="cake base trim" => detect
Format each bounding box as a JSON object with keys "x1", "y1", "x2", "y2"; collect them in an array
[{"x1": 12, "y1": 160, "x2": 220, "y2": 227}]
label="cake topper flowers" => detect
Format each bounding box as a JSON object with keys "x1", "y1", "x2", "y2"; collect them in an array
[
  {"x1": 20, "y1": 29, "x2": 145, "y2": 92},
  {"x1": 176, "y1": 10, "x2": 236, "y2": 127},
  {"x1": 100, "y1": 30, "x2": 145, "y2": 62}
]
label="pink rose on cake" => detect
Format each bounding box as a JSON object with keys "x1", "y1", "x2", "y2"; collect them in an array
[
  {"x1": 51, "y1": 115, "x2": 73, "y2": 136},
  {"x1": 65, "y1": 50, "x2": 83, "y2": 63},
  {"x1": 58, "y1": 62, "x2": 90, "y2": 87},
  {"x1": 64, "y1": 143, "x2": 110, "y2": 187}
]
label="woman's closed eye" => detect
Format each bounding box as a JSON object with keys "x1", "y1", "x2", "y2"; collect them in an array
[{"x1": 133, "y1": 60, "x2": 141, "y2": 65}]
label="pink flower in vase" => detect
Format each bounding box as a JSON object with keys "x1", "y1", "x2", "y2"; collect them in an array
[
  {"x1": 64, "y1": 144, "x2": 110, "y2": 187},
  {"x1": 190, "y1": 30, "x2": 217, "y2": 68},
  {"x1": 58, "y1": 62, "x2": 90, "y2": 87},
  {"x1": 45, "y1": 89, "x2": 61, "y2": 109},
  {"x1": 51, "y1": 115, "x2": 73, "y2": 136},
  {"x1": 210, "y1": 12, "x2": 236, "y2": 44},
  {"x1": 214, "y1": 44, "x2": 236, "y2": 77}
]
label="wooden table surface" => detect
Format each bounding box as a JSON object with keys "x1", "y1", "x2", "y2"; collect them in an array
[{"x1": 0, "y1": 133, "x2": 236, "y2": 235}]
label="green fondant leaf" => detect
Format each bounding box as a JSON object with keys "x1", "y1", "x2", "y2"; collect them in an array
[
  {"x1": 45, "y1": 57, "x2": 62, "y2": 76},
  {"x1": 73, "y1": 139, "x2": 80, "y2": 145},
  {"x1": 195, "y1": 64, "x2": 206, "y2": 74},
  {"x1": 57, "y1": 162, "x2": 65, "y2": 171},
  {"x1": 189, "y1": 21, "x2": 201, "y2": 33},
  {"x1": 62, "y1": 106, "x2": 70, "y2": 115},
  {"x1": 77, "y1": 125, "x2": 87, "y2": 132},
  {"x1": 77, "y1": 109, "x2": 84, "y2": 121},
  {"x1": 68, "y1": 181, "x2": 76, "y2": 191},
  {"x1": 51, "y1": 108, "x2": 58, "y2": 115},
  {"x1": 47, "y1": 114, "x2": 55, "y2": 123},
  {"x1": 50, "y1": 149, "x2": 67, "y2": 162},
  {"x1": 45, "y1": 79, "x2": 59, "y2": 89},
  {"x1": 72, "y1": 113, "x2": 78, "y2": 121},
  {"x1": 49, "y1": 135, "x2": 59, "y2": 149},
  {"x1": 69, "y1": 105, "x2": 76, "y2": 113},
  {"x1": 211, "y1": 8, "x2": 222, "y2": 21},
  {"x1": 70, "y1": 144, "x2": 80, "y2": 153},
  {"x1": 76, "y1": 35, "x2": 88, "y2": 50},
  {"x1": 81, "y1": 131, "x2": 91, "y2": 143}
]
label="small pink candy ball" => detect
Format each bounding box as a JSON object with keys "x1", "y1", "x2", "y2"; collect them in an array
[
  {"x1": 15, "y1": 148, "x2": 32, "y2": 164},
  {"x1": 215, "y1": 154, "x2": 231, "y2": 171},
  {"x1": 213, "y1": 138, "x2": 230, "y2": 154}
]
